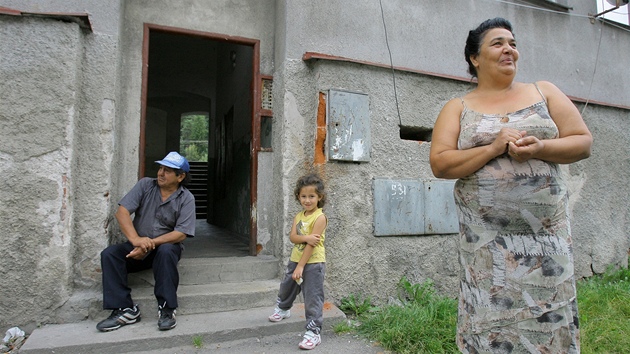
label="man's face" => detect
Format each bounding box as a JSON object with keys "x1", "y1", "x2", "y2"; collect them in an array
[{"x1": 157, "y1": 165, "x2": 185, "y2": 189}]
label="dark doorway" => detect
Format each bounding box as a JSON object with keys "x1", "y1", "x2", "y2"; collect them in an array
[{"x1": 140, "y1": 26, "x2": 258, "y2": 256}]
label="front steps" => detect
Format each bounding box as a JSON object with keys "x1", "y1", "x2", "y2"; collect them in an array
[
  {"x1": 19, "y1": 254, "x2": 346, "y2": 353},
  {"x1": 86, "y1": 256, "x2": 281, "y2": 317},
  {"x1": 19, "y1": 304, "x2": 346, "y2": 354}
]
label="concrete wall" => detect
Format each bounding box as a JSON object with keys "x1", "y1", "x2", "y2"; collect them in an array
[
  {"x1": 272, "y1": 0, "x2": 630, "y2": 301},
  {"x1": 281, "y1": 0, "x2": 628, "y2": 107},
  {"x1": 1, "y1": 0, "x2": 277, "y2": 330},
  {"x1": 275, "y1": 57, "x2": 630, "y2": 301},
  {"x1": 1, "y1": 0, "x2": 628, "y2": 331},
  {"x1": 0, "y1": 0, "x2": 122, "y2": 330},
  {"x1": 275, "y1": 60, "x2": 464, "y2": 297}
]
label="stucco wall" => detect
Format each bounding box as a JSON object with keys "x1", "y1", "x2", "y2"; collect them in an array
[
  {"x1": 571, "y1": 104, "x2": 630, "y2": 275},
  {"x1": 0, "y1": 15, "x2": 80, "y2": 330},
  {"x1": 0, "y1": 0, "x2": 121, "y2": 329},
  {"x1": 281, "y1": 0, "x2": 628, "y2": 107},
  {"x1": 0, "y1": 0, "x2": 628, "y2": 331},
  {"x1": 272, "y1": 0, "x2": 630, "y2": 302},
  {"x1": 273, "y1": 57, "x2": 629, "y2": 301},
  {"x1": 0, "y1": 0, "x2": 121, "y2": 330}
]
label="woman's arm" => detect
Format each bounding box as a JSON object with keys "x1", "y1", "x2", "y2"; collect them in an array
[{"x1": 510, "y1": 81, "x2": 592, "y2": 164}]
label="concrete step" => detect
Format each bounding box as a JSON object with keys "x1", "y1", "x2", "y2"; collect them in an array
[
  {"x1": 89, "y1": 279, "x2": 281, "y2": 319},
  {"x1": 128, "y1": 255, "x2": 280, "y2": 286},
  {"x1": 20, "y1": 303, "x2": 346, "y2": 354},
  {"x1": 87, "y1": 256, "x2": 282, "y2": 319}
]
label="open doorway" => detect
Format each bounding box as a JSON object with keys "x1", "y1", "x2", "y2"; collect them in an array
[{"x1": 139, "y1": 25, "x2": 259, "y2": 256}]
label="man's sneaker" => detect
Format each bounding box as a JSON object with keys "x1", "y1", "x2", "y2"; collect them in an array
[
  {"x1": 96, "y1": 305, "x2": 141, "y2": 332},
  {"x1": 298, "y1": 330, "x2": 321, "y2": 350},
  {"x1": 158, "y1": 306, "x2": 177, "y2": 330},
  {"x1": 268, "y1": 307, "x2": 290, "y2": 322}
]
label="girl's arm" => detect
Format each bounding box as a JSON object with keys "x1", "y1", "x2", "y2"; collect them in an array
[
  {"x1": 289, "y1": 214, "x2": 327, "y2": 246},
  {"x1": 293, "y1": 245, "x2": 316, "y2": 281},
  {"x1": 291, "y1": 214, "x2": 327, "y2": 280},
  {"x1": 288, "y1": 219, "x2": 301, "y2": 244}
]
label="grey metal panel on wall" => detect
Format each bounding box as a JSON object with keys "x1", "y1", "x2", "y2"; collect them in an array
[
  {"x1": 327, "y1": 89, "x2": 370, "y2": 162},
  {"x1": 373, "y1": 179, "x2": 425, "y2": 236},
  {"x1": 424, "y1": 180, "x2": 458, "y2": 234},
  {"x1": 373, "y1": 178, "x2": 458, "y2": 236}
]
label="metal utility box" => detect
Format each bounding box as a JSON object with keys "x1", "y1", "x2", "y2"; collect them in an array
[
  {"x1": 373, "y1": 178, "x2": 458, "y2": 236},
  {"x1": 327, "y1": 89, "x2": 370, "y2": 162}
]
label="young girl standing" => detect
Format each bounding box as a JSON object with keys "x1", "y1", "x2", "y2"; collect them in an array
[{"x1": 268, "y1": 173, "x2": 328, "y2": 350}]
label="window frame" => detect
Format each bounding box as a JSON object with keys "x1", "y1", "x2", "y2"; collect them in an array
[{"x1": 522, "y1": 0, "x2": 572, "y2": 11}]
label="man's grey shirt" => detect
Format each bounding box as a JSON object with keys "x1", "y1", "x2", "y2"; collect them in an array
[{"x1": 118, "y1": 177, "x2": 196, "y2": 238}]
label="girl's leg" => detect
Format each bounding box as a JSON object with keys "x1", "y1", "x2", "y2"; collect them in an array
[
  {"x1": 301, "y1": 262, "x2": 326, "y2": 334},
  {"x1": 276, "y1": 262, "x2": 301, "y2": 310}
]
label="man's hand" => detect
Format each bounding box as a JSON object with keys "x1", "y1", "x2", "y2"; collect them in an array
[
  {"x1": 126, "y1": 246, "x2": 150, "y2": 260},
  {"x1": 131, "y1": 236, "x2": 155, "y2": 253}
]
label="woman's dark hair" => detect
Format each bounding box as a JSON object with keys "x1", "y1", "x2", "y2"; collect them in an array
[
  {"x1": 465, "y1": 17, "x2": 514, "y2": 78},
  {"x1": 175, "y1": 169, "x2": 192, "y2": 187},
  {"x1": 294, "y1": 173, "x2": 326, "y2": 208}
]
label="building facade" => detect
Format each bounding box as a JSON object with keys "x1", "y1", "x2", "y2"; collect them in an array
[{"x1": 1, "y1": 0, "x2": 628, "y2": 330}]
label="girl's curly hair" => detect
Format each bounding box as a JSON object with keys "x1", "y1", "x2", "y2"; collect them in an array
[{"x1": 294, "y1": 173, "x2": 326, "y2": 208}]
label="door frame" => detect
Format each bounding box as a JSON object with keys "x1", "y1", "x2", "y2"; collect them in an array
[{"x1": 139, "y1": 23, "x2": 261, "y2": 256}]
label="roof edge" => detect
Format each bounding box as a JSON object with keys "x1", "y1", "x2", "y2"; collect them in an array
[{"x1": 0, "y1": 6, "x2": 92, "y2": 31}]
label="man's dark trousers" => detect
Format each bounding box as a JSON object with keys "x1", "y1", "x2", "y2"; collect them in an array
[{"x1": 101, "y1": 241, "x2": 182, "y2": 309}]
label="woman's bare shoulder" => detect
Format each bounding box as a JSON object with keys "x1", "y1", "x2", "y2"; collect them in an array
[
  {"x1": 534, "y1": 80, "x2": 561, "y2": 95},
  {"x1": 442, "y1": 96, "x2": 465, "y2": 110},
  {"x1": 438, "y1": 97, "x2": 464, "y2": 116},
  {"x1": 436, "y1": 98, "x2": 465, "y2": 126}
]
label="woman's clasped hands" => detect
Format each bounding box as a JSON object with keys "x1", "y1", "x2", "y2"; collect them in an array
[{"x1": 494, "y1": 128, "x2": 544, "y2": 163}]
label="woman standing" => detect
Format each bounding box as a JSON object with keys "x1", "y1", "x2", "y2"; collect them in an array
[{"x1": 430, "y1": 18, "x2": 592, "y2": 353}]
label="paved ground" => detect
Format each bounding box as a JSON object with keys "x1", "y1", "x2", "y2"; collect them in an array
[
  {"x1": 20, "y1": 305, "x2": 388, "y2": 354},
  {"x1": 135, "y1": 331, "x2": 389, "y2": 354}
]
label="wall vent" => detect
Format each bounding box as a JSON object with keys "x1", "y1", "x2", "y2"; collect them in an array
[{"x1": 262, "y1": 78, "x2": 273, "y2": 111}]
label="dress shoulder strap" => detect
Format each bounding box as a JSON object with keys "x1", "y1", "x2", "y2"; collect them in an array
[
  {"x1": 533, "y1": 82, "x2": 546, "y2": 102},
  {"x1": 458, "y1": 98, "x2": 469, "y2": 121},
  {"x1": 459, "y1": 98, "x2": 469, "y2": 111}
]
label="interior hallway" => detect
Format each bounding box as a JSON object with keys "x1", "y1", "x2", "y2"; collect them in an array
[{"x1": 182, "y1": 220, "x2": 249, "y2": 258}]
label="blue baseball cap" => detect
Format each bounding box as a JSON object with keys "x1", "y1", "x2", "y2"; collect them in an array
[{"x1": 155, "y1": 151, "x2": 190, "y2": 172}]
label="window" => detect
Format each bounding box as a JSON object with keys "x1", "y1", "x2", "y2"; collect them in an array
[
  {"x1": 544, "y1": 0, "x2": 570, "y2": 7},
  {"x1": 595, "y1": 0, "x2": 630, "y2": 26},
  {"x1": 180, "y1": 112, "x2": 209, "y2": 162},
  {"x1": 524, "y1": 0, "x2": 572, "y2": 10}
]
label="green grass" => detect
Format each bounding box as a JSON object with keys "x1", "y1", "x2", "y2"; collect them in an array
[
  {"x1": 579, "y1": 263, "x2": 630, "y2": 354},
  {"x1": 192, "y1": 335, "x2": 204, "y2": 349},
  {"x1": 335, "y1": 278, "x2": 458, "y2": 354},
  {"x1": 335, "y1": 263, "x2": 630, "y2": 354}
]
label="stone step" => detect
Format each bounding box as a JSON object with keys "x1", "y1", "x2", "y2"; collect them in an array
[
  {"x1": 128, "y1": 255, "x2": 280, "y2": 286},
  {"x1": 87, "y1": 256, "x2": 283, "y2": 320},
  {"x1": 20, "y1": 304, "x2": 346, "y2": 354},
  {"x1": 89, "y1": 279, "x2": 281, "y2": 320}
]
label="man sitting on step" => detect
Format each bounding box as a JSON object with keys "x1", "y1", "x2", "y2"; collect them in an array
[{"x1": 97, "y1": 151, "x2": 196, "y2": 332}]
